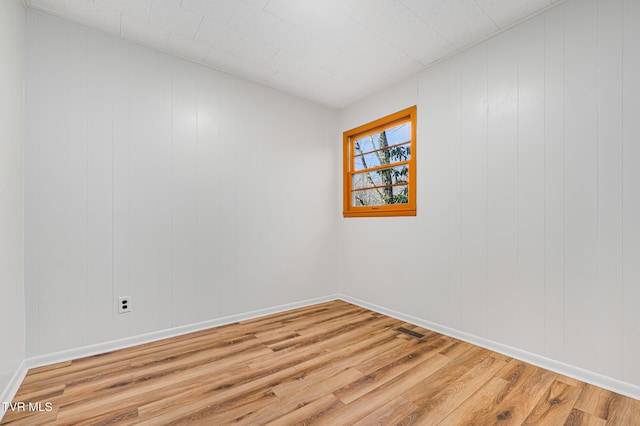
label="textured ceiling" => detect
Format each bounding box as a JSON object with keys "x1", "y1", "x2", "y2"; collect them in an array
[{"x1": 26, "y1": 0, "x2": 564, "y2": 108}]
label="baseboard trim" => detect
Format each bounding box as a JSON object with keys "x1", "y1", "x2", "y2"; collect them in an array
[
  {"x1": 0, "y1": 359, "x2": 29, "y2": 421},
  {"x1": 10, "y1": 292, "x2": 639, "y2": 414},
  {"x1": 339, "y1": 294, "x2": 640, "y2": 401},
  {"x1": 26, "y1": 294, "x2": 339, "y2": 370}
]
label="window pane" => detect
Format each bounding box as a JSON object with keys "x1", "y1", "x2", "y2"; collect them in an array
[
  {"x1": 353, "y1": 142, "x2": 411, "y2": 171},
  {"x1": 353, "y1": 135, "x2": 375, "y2": 154},
  {"x1": 353, "y1": 122, "x2": 410, "y2": 155},
  {"x1": 384, "y1": 122, "x2": 411, "y2": 145},
  {"x1": 352, "y1": 185, "x2": 409, "y2": 207},
  {"x1": 352, "y1": 165, "x2": 409, "y2": 190}
]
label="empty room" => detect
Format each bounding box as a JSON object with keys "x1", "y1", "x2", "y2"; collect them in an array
[{"x1": 1, "y1": 0, "x2": 640, "y2": 424}]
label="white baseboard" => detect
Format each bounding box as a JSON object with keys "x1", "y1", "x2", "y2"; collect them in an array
[
  {"x1": 339, "y1": 294, "x2": 640, "y2": 401},
  {"x1": 0, "y1": 359, "x2": 29, "y2": 421},
  {"x1": 26, "y1": 294, "x2": 340, "y2": 370}
]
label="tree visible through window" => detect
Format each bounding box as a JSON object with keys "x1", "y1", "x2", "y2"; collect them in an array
[{"x1": 343, "y1": 106, "x2": 416, "y2": 217}]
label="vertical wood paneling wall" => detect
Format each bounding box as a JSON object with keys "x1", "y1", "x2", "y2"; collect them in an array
[
  {"x1": 622, "y1": 0, "x2": 640, "y2": 384},
  {"x1": 339, "y1": 0, "x2": 640, "y2": 388},
  {"x1": 21, "y1": 0, "x2": 640, "y2": 396},
  {"x1": 25, "y1": 11, "x2": 338, "y2": 357},
  {"x1": 0, "y1": 0, "x2": 25, "y2": 397}
]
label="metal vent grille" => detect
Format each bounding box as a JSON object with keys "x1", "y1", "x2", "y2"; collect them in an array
[{"x1": 396, "y1": 327, "x2": 426, "y2": 340}]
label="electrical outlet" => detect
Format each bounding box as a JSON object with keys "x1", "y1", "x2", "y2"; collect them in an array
[{"x1": 118, "y1": 296, "x2": 132, "y2": 314}]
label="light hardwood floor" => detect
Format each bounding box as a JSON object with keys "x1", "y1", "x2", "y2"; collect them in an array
[{"x1": 2, "y1": 300, "x2": 639, "y2": 425}]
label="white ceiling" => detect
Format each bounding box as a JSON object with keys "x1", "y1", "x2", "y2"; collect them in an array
[{"x1": 25, "y1": 0, "x2": 564, "y2": 108}]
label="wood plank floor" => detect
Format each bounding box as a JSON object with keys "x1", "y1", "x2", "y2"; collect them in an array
[{"x1": 2, "y1": 300, "x2": 639, "y2": 425}]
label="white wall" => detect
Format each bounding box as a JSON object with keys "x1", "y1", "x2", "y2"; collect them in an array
[
  {"x1": 0, "y1": 0, "x2": 26, "y2": 400},
  {"x1": 20, "y1": 0, "x2": 640, "y2": 399},
  {"x1": 340, "y1": 0, "x2": 640, "y2": 390},
  {"x1": 25, "y1": 11, "x2": 338, "y2": 357}
]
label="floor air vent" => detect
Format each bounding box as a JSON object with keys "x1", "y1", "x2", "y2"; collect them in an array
[{"x1": 396, "y1": 327, "x2": 426, "y2": 340}]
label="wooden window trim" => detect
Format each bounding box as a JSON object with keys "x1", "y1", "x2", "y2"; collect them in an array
[{"x1": 343, "y1": 106, "x2": 417, "y2": 218}]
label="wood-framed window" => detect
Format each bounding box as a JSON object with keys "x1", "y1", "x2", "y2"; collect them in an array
[{"x1": 343, "y1": 106, "x2": 417, "y2": 218}]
